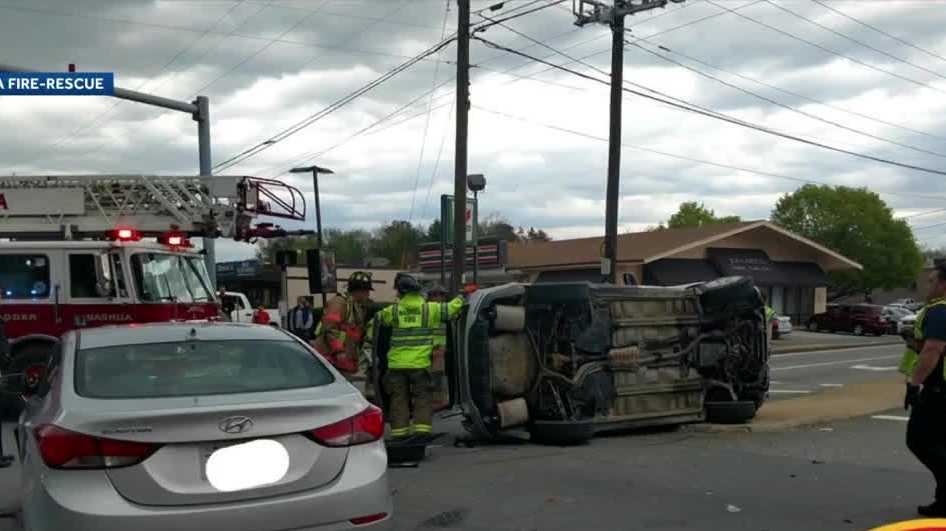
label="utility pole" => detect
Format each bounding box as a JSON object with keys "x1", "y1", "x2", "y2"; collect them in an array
[
  {"x1": 572, "y1": 0, "x2": 682, "y2": 284},
  {"x1": 453, "y1": 0, "x2": 471, "y2": 295}
]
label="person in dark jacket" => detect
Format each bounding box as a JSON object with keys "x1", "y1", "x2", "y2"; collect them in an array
[
  {"x1": 905, "y1": 264, "x2": 946, "y2": 517},
  {"x1": 287, "y1": 296, "x2": 315, "y2": 340}
]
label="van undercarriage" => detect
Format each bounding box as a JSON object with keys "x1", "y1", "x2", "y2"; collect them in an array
[{"x1": 453, "y1": 277, "x2": 769, "y2": 443}]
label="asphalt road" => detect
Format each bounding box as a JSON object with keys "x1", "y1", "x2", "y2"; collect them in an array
[
  {"x1": 768, "y1": 343, "x2": 903, "y2": 400},
  {"x1": 388, "y1": 411, "x2": 927, "y2": 531}
]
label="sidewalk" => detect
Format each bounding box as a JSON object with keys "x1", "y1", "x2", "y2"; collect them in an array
[
  {"x1": 772, "y1": 330, "x2": 901, "y2": 354},
  {"x1": 690, "y1": 375, "x2": 903, "y2": 433}
]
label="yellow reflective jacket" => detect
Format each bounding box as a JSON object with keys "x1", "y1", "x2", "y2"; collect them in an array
[
  {"x1": 368, "y1": 293, "x2": 464, "y2": 370},
  {"x1": 899, "y1": 298, "x2": 946, "y2": 378}
]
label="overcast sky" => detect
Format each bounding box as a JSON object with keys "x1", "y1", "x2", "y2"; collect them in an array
[{"x1": 3, "y1": 0, "x2": 946, "y2": 261}]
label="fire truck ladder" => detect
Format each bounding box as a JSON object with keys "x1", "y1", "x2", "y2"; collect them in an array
[{"x1": 0, "y1": 174, "x2": 308, "y2": 241}]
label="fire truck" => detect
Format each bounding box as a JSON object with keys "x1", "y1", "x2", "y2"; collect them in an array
[{"x1": 0, "y1": 174, "x2": 310, "y2": 387}]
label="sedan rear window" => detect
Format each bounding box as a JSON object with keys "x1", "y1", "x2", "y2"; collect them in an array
[{"x1": 75, "y1": 340, "x2": 334, "y2": 399}]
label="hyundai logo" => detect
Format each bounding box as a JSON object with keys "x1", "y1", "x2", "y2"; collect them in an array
[{"x1": 218, "y1": 416, "x2": 253, "y2": 434}]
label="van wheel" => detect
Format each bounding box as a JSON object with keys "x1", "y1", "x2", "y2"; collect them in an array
[
  {"x1": 705, "y1": 400, "x2": 758, "y2": 424},
  {"x1": 853, "y1": 325, "x2": 864, "y2": 336},
  {"x1": 808, "y1": 321, "x2": 819, "y2": 332}
]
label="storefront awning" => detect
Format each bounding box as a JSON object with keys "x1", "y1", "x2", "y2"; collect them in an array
[
  {"x1": 707, "y1": 248, "x2": 789, "y2": 286},
  {"x1": 776, "y1": 261, "x2": 828, "y2": 287},
  {"x1": 644, "y1": 259, "x2": 720, "y2": 286}
]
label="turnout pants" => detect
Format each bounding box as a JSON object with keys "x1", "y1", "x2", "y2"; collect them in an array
[
  {"x1": 384, "y1": 368, "x2": 433, "y2": 438},
  {"x1": 908, "y1": 390, "x2": 946, "y2": 502}
]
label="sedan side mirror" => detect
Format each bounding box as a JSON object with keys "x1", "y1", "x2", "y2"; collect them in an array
[{"x1": 0, "y1": 373, "x2": 27, "y2": 395}]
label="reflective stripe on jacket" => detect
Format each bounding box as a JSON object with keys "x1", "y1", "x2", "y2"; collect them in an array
[
  {"x1": 899, "y1": 298, "x2": 946, "y2": 378},
  {"x1": 369, "y1": 293, "x2": 463, "y2": 370}
]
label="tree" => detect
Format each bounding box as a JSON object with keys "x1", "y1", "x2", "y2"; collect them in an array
[
  {"x1": 771, "y1": 184, "x2": 923, "y2": 300},
  {"x1": 255, "y1": 236, "x2": 317, "y2": 265},
  {"x1": 655, "y1": 201, "x2": 742, "y2": 230},
  {"x1": 323, "y1": 228, "x2": 372, "y2": 267},
  {"x1": 370, "y1": 220, "x2": 426, "y2": 268}
]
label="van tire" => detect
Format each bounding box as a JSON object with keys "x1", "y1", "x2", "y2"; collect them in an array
[{"x1": 704, "y1": 400, "x2": 757, "y2": 425}]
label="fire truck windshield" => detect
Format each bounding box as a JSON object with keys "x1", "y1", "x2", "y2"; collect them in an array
[{"x1": 131, "y1": 253, "x2": 213, "y2": 303}]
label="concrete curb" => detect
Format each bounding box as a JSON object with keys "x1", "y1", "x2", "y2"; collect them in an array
[
  {"x1": 772, "y1": 340, "x2": 901, "y2": 355},
  {"x1": 686, "y1": 377, "x2": 903, "y2": 433}
]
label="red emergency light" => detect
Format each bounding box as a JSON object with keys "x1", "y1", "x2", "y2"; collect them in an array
[
  {"x1": 158, "y1": 230, "x2": 191, "y2": 248},
  {"x1": 107, "y1": 227, "x2": 143, "y2": 242}
]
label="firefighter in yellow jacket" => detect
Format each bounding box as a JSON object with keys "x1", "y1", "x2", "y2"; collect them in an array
[
  {"x1": 365, "y1": 274, "x2": 464, "y2": 440},
  {"x1": 899, "y1": 264, "x2": 946, "y2": 517},
  {"x1": 312, "y1": 271, "x2": 374, "y2": 386}
]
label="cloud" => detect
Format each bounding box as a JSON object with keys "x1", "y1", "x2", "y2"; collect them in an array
[{"x1": 3, "y1": 0, "x2": 946, "y2": 263}]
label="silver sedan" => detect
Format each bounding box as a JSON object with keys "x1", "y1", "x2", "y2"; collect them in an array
[{"x1": 6, "y1": 322, "x2": 392, "y2": 531}]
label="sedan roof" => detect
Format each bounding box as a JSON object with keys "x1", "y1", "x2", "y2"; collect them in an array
[{"x1": 77, "y1": 322, "x2": 292, "y2": 350}]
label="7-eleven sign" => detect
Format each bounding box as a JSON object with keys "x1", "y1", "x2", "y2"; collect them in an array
[{"x1": 441, "y1": 194, "x2": 476, "y2": 241}]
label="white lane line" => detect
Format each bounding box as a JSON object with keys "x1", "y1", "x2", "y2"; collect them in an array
[
  {"x1": 819, "y1": 383, "x2": 844, "y2": 388},
  {"x1": 872, "y1": 415, "x2": 909, "y2": 422},
  {"x1": 850, "y1": 364, "x2": 897, "y2": 371},
  {"x1": 771, "y1": 354, "x2": 900, "y2": 372},
  {"x1": 771, "y1": 344, "x2": 897, "y2": 358},
  {"x1": 768, "y1": 389, "x2": 813, "y2": 394}
]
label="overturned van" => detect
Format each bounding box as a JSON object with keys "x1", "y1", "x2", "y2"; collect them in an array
[{"x1": 372, "y1": 276, "x2": 770, "y2": 444}]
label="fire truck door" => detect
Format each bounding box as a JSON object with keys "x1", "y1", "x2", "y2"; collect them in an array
[{"x1": 62, "y1": 251, "x2": 134, "y2": 329}]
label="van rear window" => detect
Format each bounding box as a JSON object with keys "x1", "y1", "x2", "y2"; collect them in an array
[
  {"x1": 0, "y1": 255, "x2": 50, "y2": 299},
  {"x1": 75, "y1": 339, "x2": 335, "y2": 399}
]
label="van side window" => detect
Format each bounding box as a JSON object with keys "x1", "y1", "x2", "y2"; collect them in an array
[
  {"x1": 0, "y1": 254, "x2": 50, "y2": 299},
  {"x1": 69, "y1": 254, "x2": 113, "y2": 299}
]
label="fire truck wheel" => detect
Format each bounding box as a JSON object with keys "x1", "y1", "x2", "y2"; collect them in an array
[{"x1": 0, "y1": 344, "x2": 52, "y2": 419}]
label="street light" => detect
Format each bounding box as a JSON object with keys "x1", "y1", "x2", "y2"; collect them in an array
[
  {"x1": 467, "y1": 174, "x2": 486, "y2": 284},
  {"x1": 290, "y1": 164, "x2": 334, "y2": 308}
]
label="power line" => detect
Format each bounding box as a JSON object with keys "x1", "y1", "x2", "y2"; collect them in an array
[
  {"x1": 268, "y1": 0, "x2": 717, "y2": 182},
  {"x1": 409, "y1": 0, "x2": 452, "y2": 224},
  {"x1": 494, "y1": 12, "x2": 946, "y2": 161},
  {"x1": 423, "y1": 108, "x2": 456, "y2": 220},
  {"x1": 703, "y1": 0, "x2": 946, "y2": 96},
  {"x1": 11, "y1": 0, "x2": 253, "y2": 169},
  {"x1": 809, "y1": 0, "x2": 946, "y2": 67},
  {"x1": 914, "y1": 220, "x2": 946, "y2": 232},
  {"x1": 631, "y1": 39, "x2": 946, "y2": 143},
  {"x1": 269, "y1": 1, "x2": 604, "y2": 178},
  {"x1": 212, "y1": 2, "x2": 451, "y2": 172},
  {"x1": 474, "y1": 105, "x2": 946, "y2": 202},
  {"x1": 475, "y1": 35, "x2": 946, "y2": 177},
  {"x1": 628, "y1": 39, "x2": 946, "y2": 160},
  {"x1": 190, "y1": 0, "x2": 332, "y2": 96},
  {"x1": 764, "y1": 0, "x2": 946, "y2": 82},
  {"x1": 471, "y1": 0, "x2": 569, "y2": 34},
  {"x1": 262, "y1": 77, "x2": 457, "y2": 178},
  {"x1": 903, "y1": 208, "x2": 946, "y2": 220}
]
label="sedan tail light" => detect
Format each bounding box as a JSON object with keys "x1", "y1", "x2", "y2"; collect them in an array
[
  {"x1": 309, "y1": 405, "x2": 384, "y2": 447},
  {"x1": 34, "y1": 425, "x2": 159, "y2": 469}
]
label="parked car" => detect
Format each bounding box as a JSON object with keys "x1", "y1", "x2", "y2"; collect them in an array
[
  {"x1": 882, "y1": 306, "x2": 915, "y2": 335},
  {"x1": 220, "y1": 291, "x2": 281, "y2": 326},
  {"x1": 370, "y1": 276, "x2": 771, "y2": 444},
  {"x1": 891, "y1": 298, "x2": 923, "y2": 312},
  {"x1": 900, "y1": 313, "x2": 917, "y2": 337},
  {"x1": 772, "y1": 314, "x2": 793, "y2": 339},
  {"x1": 807, "y1": 303, "x2": 888, "y2": 336},
  {"x1": 4, "y1": 322, "x2": 392, "y2": 531}
]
